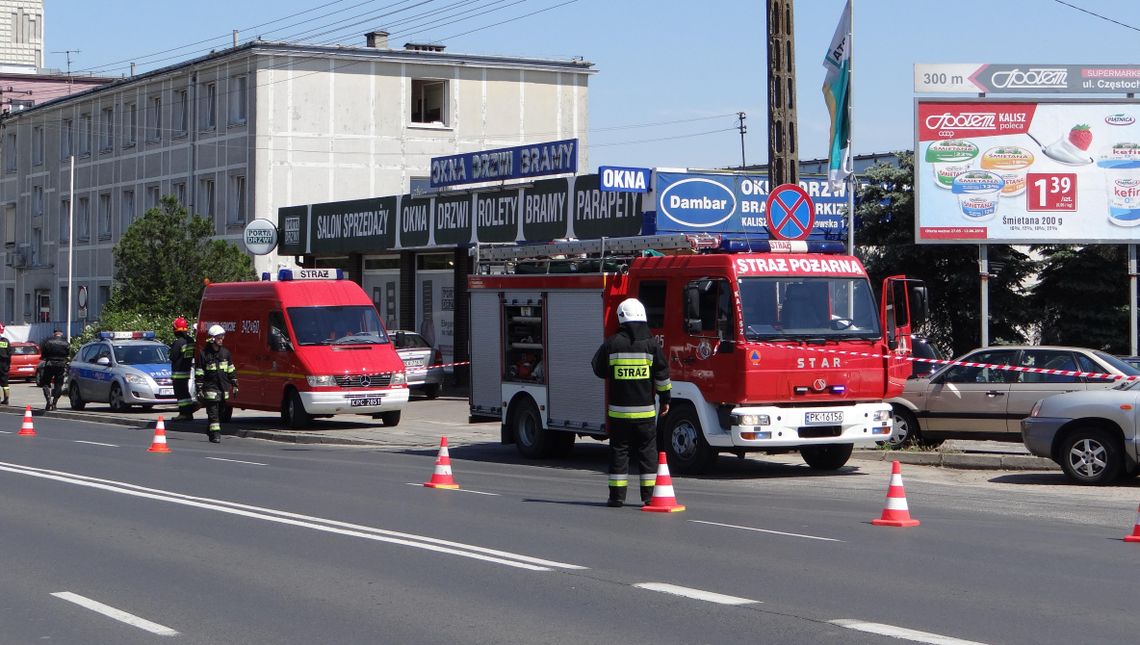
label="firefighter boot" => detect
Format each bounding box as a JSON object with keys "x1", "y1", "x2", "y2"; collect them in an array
[
  {"x1": 606, "y1": 486, "x2": 626, "y2": 508},
  {"x1": 640, "y1": 485, "x2": 654, "y2": 506},
  {"x1": 209, "y1": 431, "x2": 221, "y2": 443}
]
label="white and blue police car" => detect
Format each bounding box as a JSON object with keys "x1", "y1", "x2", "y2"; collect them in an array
[{"x1": 67, "y1": 331, "x2": 181, "y2": 412}]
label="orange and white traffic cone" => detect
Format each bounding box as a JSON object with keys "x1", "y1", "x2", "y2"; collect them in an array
[
  {"x1": 642, "y1": 452, "x2": 686, "y2": 513},
  {"x1": 423, "y1": 436, "x2": 459, "y2": 489},
  {"x1": 1124, "y1": 503, "x2": 1140, "y2": 543},
  {"x1": 17, "y1": 405, "x2": 36, "y2": 436},
  {"x1": 872, "y1": 460, "x2": 920, "y2": 527},
  {"x1": 147, "y1": 416, "x2": 171, "y2": 453}
]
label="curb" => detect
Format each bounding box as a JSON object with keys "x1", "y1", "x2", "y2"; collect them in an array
[{"x1": 851, "y1": 449, "x2": 1057, "y2": 471}]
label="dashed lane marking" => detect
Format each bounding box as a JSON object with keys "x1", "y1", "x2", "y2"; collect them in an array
[
  {"x1": 73, "y1": 440, "x2": 119, "y2": 448},
  {"x1": 689, "y1": 519, "x2": 843, "y2": 542},
  {"x1": 633, "y1": 582, "x2": 759, "y2": 605},
  {"x1": 207, "y1": 457, "x2": 267, "y2": 466},
  {"x1": 829, "y1": 619, "x2": 990, "y2": 645},
  {"x1": 405, "y1": 482, "x2": 499, "y2": 495},
  {"x1": 51, "y1": 591, "x2": 178, "y2": 637}
]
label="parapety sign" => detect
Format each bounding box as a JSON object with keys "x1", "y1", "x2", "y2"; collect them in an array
[{"x1": 916, "y1": 64, "x2": 1140, "y2": 94}]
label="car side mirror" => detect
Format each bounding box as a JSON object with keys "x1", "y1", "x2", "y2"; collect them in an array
[{"x1": 96, "y1": 356, "x2": 111, "y2": 366}]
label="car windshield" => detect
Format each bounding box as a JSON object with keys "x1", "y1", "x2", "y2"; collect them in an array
[
  {"x1": 1094, "y1": 350, "x2": 1140, "y2": 376},
  {"x1": 12, "y1": 345, "x2": 38, "y2": 355},
  {"x1": 287, "y1": 305, "x2": 390, "y2": 346},
  {"x1": 113, "y1": 344, "x2": 169, "y2": 365},
  {"x1": 739, "y1": 277, "x2": 881, "y2": 340},
  {"x1": 393, "y1": 332, "x2": 430, "y2": 350}
]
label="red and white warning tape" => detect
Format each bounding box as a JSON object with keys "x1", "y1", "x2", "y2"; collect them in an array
[{"x1": 424, "y1": 361, "x2": 472, "y2": 370}]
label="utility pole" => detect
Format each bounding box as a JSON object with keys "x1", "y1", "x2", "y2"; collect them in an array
[
  {"x1": 736, "y1": 112, "x2": 747, "y2": 169},
  {"x1": 52, "y1": 50, "x2": 80, "y2": 94},
  {"x1": 766, "y1": 0, "x2": 799, "y2": 186}
]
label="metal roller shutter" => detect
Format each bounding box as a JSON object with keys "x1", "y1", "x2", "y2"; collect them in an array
[
  {"x1": 469, "y1": 290, "x2": 501, "y2": 415},
  {"x1": 546, "y1": 290, "x2": 605, "y2": 432}
]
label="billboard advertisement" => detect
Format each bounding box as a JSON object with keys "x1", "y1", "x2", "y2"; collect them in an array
[
  {"x1": 915, "y1": 99, "x2": 1140, "y2": 243},
  {"x1": 915, "y1": 64, "x2": 1140, "y2": 95}
]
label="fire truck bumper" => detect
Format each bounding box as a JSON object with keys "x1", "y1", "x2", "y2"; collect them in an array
[{"x1": 727, "y1": 402, "x2": 892, "y2": 448}]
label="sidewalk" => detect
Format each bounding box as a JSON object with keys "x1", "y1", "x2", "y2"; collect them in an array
[{"x1": 0, "y1": 380, "x2": 1057, "y2": 471}]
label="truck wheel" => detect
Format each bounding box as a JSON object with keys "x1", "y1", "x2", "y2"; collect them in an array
[
  {"x1": 800, "y1": 443, "x2": 854, "y2": 470},
  {"x1": 511, "y1": 397, "x2": 549, "y2": 459},
  {"x1": 886, "y1": 406, "x2": 920, "y2": 449},
  {"x1": 282, "y1": 390, "x2": 311, "y2": 429},
  {"x1": 108, "y1": 383, "x2": 129, "y2": 412},
  {"x1": 662, "y1": 406, "x2": 717, "y2": 475},
  {"x1": 1059, "y1": 427, "x2": 1123, "y2": 485},
  {"x1": 68, "y1": 382, "x2": 85, "y2": 410},
  {"x1": 381, "y1": 411, "x2": 401, "y2": 427}
]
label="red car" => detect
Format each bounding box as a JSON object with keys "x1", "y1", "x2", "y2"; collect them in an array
[{"x1": 8, "y1": 342, "x2": 40, "y2": 382}]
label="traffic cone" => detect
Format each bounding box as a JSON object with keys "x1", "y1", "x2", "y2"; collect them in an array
[
  {"x1": 642, "y1": 452, "x2": 686, "y2": 513},
  {"x1": 423, "y1": 436, "x2": 459, "y2": 489},
  {"x1": 147, "y1": 416, "x2": 171, "y2": 453},
  {"x1": 17, "y1": 405, "x2": 36, "y2": 436},
  {"x1": 1124, "y1": 503, "x2": 1140, "y2": 543},
  {"x1": 872, "y1": 460, "x2": 920, "y2": 527}
]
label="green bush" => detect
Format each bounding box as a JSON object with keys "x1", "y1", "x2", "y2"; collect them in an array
[{"x1": 70, "y1": 310, "x2": 195, "y2": 353}]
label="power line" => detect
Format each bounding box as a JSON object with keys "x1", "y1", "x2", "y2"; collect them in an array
[{"x1": 1052, "y1": 0, "x2": 1140, "y2": 33}]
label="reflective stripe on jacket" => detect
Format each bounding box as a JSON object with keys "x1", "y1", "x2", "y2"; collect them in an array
[{"x1": 591, "y1": 325, "x2": 670, "y2": 420}]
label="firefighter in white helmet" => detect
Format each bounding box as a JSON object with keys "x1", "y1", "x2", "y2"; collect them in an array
[
  {"x1": 591, "y1": 297, "x2": 671, "y2": 507},
  {"x1": 195, "y1": 324, "x2": 237, "y2": 443}
]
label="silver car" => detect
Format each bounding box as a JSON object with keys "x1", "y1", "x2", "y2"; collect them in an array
[
  {"x1": 67, "y1": 332, "x2": 179, "y2": 411},
  {"x1": 888, "y1": 345, "x2": 1140, "y2": 448},
  {"x1": 1023, "y1": 379, "x2": 1140, "y2": 484},
  {"x1": 392, "y1": 330, "x2": 444, "y2": 399}
]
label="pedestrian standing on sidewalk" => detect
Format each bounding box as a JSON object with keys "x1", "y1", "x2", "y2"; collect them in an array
[
  {"x1": 39, "y1": 329, "x2": 70, "y2": 411},
  {"x1": 0, "y1": 323, "x2": 10, "y2": 405},
  {"x1": 170, "y1": 316, "x2": 197, "y2": 421},
  {"x1": 591, "y1": 298, "x2": 671, "y2": 507},
  {"x1": 195, "y1": 324, "x2": 237, "y2": 443}
]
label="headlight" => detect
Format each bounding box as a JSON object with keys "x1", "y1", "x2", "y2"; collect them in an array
[
  {"x1": 123, "y1": 373, "x2": 148, "y2": 385},
  {"x1": 307, "y1": 375, "x2": 337, "y2": 387},
  {"x1": 1029, "y1": 400, "x2": 1043, "y2": 418},
  {"x1": 874, "y1": 409, "x2": 892, "y2": 423},
  {"x1": 391, "y1": 371, "x2": 406, "y2": 385},
  {"x1": 732, "y1": 413, "x2": 769, "y2": 426}
]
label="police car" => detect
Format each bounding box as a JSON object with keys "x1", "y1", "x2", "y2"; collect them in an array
[{"x1": 67, "y1": 331, "x2": 181, "y2": 411}]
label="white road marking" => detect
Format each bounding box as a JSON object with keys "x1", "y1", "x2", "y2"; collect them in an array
[
  {"x1": 51, "y1": 591, "x2": 179, "y2": 637},
  {"x1": 73, "y1": 440, "x2": 119, "y2": 448},
  {"x1": 207, "y1": 457, "x2": 266, "y2": 466},
  {"x1": 0, "y1": 461, "x2": 585, "y2": 572},
  {"x1": 830, "y1": 619, "x2": 990, "y2": 645},
  {"x1": 405, "y1": 482, "x2": 500, "y2": 496},
  {"x1": 689, "y1": 519, "x2": 842, "y2": 542},
  {"x1": 0, "y1": 430, "x2": 11, "y2": 434},
  {"x1": 633, "y1": 582, "x2": 759, "y2": 606}
]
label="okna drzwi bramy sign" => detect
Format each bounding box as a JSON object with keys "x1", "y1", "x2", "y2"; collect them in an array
[
  {"x1": 276, "y1": 173, "x2": 642, "y2": 255},
  {"x1": 915, "y1": 63, "x2": 1140, "y2": 94},
  {"x1": 653, "y1": 171, "x2": 848, "y2": 238},
  {"x1": 429, "y1": 138, "x2": 579, "y2": 189}
]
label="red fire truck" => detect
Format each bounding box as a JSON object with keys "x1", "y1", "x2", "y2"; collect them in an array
[{"x1": 468, "y1": 234, "x2": 927, "y2": 474}]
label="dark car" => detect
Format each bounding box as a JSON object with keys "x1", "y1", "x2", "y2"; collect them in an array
[{"x1": 910, "y1": 335, "x2": 943, "y2": 379}]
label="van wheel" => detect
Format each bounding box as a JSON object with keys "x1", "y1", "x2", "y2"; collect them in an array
[
  {"x1": 108, "y1": 383, "x2": 129, "y2": 412},
  {"x1": 381, "y1": 411, "x2": 401, "y2": 427},
  {"x1": 68, "y1": 382, "x2": 86, "y2": 410},
  {"x1": 662, "y1": 405, "x2": 717, "y2": 475},
  {"x1": 800, "y1": 443, "x2": 854, "y2": 470},
  {"x1": 282, "y1": 390, "x2": 311, "y2": 429},
  {"x1": 511, "y1": 397, "x2": 549, "y2": 459}
]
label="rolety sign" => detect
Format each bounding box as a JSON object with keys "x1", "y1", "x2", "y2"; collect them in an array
[
  {"x1": 310, "y1": 197, "x2": 396, "y2": 253},
  {"x1": 429, "y1": 138, "x2": 578, "y2": 189},
  {"x1": 654, "y1": 171, "x2": 847, "y2": 238},
  {"x1": 915, "y1": 64, "x2": 1140, "y2": 94},
  {"x1": 474, "y1": 189, "x2": 521, "y2": 243},
  {"x1": 915, "y1": 99, "x2": 1140, "y2": 243}
]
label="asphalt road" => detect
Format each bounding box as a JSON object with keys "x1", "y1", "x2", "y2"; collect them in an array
[{"x1": 3, "y1": 413, "x2": 1140, "y2": 644}]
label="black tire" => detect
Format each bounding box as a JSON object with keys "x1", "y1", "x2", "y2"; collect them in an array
[
  {"x1": 108, "y1": 382, "x2": 129, "y2": 412},
  {"x1": 511, "y1": 397, "x2": 550, "y2": 459},
  {"x1": 661, "y1": 405, "x2": 717, "y2": 475},
  {"x1": 68, "y1": 381, "x2": 85, "y2": 410},
  {"x1": 1058, "y1": 427, "x2": 1124, "y2": 485},
  {"x1": 800, "y1": 443, "x2": 854, "y2": 470},
  {"x1": 422, "y1": 384, "x2": 441, "y2": 400},
  {"x1": 219, "y1": 403, "x2": 233, "y2": 422},
  {"x1": 282, "y1": 389, "x2": 311, "y2": 429},
  {"x1": 381, "y1": 410, "x2": 401, "y2": 427},
  {"x1": 886, "y1": 405, "x2": 921, "y2": 449}
]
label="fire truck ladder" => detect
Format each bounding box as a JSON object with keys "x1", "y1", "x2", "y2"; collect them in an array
[{"x1": 472, "y1": 233, "x2": 721, "y2": 274}]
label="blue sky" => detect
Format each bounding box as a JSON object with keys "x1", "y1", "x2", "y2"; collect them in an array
[{"x1": 45, "y1": 0, "x2": 1140, "y2": 170}]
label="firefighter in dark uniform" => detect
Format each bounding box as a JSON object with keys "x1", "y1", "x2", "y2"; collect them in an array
[
  {"x1": 39, "y1": 329, "x2": 70, "y2": 411},
  {"x1": 195, "y1": 324, "x2": 237, "y2": 443},
  {"x1": 170, "y1": 316, "x2": 197, "y2": 421},
  {"x1": 592, "y1": 298, "x2": 671, "y2": 507},
  {"x1": 0, "y1": 323, "x2": 10, "y2": 405}
]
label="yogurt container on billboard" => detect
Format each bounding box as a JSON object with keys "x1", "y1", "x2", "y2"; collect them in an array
[
  {"x1": 980, "y1": 146, "x2": 1034, "y2": 197},
  {"x1": 951, "y1": 170, "x2": 1005, "y2": 221},
  {"x1": 1097, "y1": 142, "x2": 1140, "y2": 226},
  {"x1": 926, "y1": 140, "x2": 979, "y2": 189}
]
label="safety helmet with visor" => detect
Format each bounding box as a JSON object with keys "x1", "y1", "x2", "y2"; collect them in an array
[
  {"x1": 616, "y1": 298, "x2": 647, "y2": 324},
  {"x1": 207, "y1": 324, "x2": 226, "y2": 341}
]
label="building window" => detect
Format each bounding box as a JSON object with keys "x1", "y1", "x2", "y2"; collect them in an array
[
  {"x1": 32, "y1": 185, "x2": 43, "y2": 218},
  {"x1": 199, "y1": 178, "x2": 215, "y2": 222},
  {"x1": 146, "y1": 185, "x2": 160, "y2": 209},
  {"x1": 98, "y1": 285, "x2": 110, "y2": 318},
  {"x1": 124, "y1": 102, "x2": 137, "y2": 147},
  {"x1": 229, "y1": 74, "x2": 248, "y2": 124},
  {"x1": 173, "y1": 181, "x2": 186, "y2": 206},
  {"x1": 147, "y1": 95, "x2": 162, "y2": 142},
  {"x1": 174, "y1": 89, "x2": 188, "y2": 136},
  {"x1": 78, "y1": 113, "x2": 91, "y2": 156},
  {"x1": 100, "y1": 106, "x2": 114, "y2": 151},
  {"x1": 77, "y1": 197, "x2": 90, "y2": 241},
  {"x1": 410, "y1": 79, "x2": 447, "y2": 125},
  {"x1": 98, "y1": 193, "x2": 111, "y2": 239},
  {"x1": 32, "y1": 125, "x2": 43, "y2": 165},
  {"x1": 59, "y1": 198, "x2": 69, "y2": 241},
  {"x1": 228, "y1": 175, "x2": 246, "y2": 226},
  {"x1": 201, "y1": 81, "x2": 217, "y2": 130},
  {"x1": 3, "y1": 204, "x2": 14, "y2": 246},
  {"x1": 31, "y1": 226, "x2": 40, "y2": 266},
  {"x1": 3, "y1": 132, "x2": 15, "y2": 172},
  {"x1": 61, "y1": 118, "x2": 73, "y2": 157},
  {"x1": 121, "y1": 190, "x2": 135, "y2": 230}
]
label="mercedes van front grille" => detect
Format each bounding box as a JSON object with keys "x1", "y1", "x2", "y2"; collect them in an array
[{"x1": 335, "y1": 373, "x2": 393, "y2": 388}]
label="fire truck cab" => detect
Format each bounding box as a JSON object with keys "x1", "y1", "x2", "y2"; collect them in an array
[{"x1": 468, "y1": 234, "x2": 926, "y2": 474}]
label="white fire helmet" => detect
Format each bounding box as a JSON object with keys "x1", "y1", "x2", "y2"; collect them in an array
[
  {"x1": 616, "y1": 298, "x2": 647, "y2": 324},
  {"x1": 207, "y1": 324, "x2": 226, "y2": 340}
]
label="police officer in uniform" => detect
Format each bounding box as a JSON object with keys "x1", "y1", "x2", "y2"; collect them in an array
[
  {"x1": 170, "y1": 317, "x2": 197, "y2": 421},
  {"x1": 0, "y1": 324, "x2": 10, "y2": 405},
  {"x1": 195, "y1": 325, "x2": 237, "y2": 443},
  {"x1": 39, "y1": 329, "x2": 70, "y2": 411},
  {"x1": 591, "y1": 298, "x2": 671, "y2": 507}
]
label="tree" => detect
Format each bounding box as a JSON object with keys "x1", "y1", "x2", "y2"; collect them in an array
[
  {"x1": 855, "y1": 152, "x2": 1038, "y2": 357},
  {"x1": 1030, "y1": 245, "x2": 1129, "y2": 353}
]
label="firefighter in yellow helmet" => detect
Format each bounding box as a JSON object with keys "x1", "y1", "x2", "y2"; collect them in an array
[{"x1": 195, "y1": 324, "x2": 237, "y2": 443}]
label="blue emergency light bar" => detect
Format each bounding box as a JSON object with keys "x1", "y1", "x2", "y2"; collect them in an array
[
  {"x1": 717, "y1": 237, "x2": 847, "y2": 255},
  {"x1": 98, "y1": 331, "x2": 156, "y2": 340},
  {"x1": 276, "y1": 268, "x2": 344, "y2": 281}
]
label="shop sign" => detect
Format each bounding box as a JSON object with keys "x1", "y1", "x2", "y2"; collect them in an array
[
  {"x1": 474, "y1": 188, "x2": 521, "y2": 243},
  {"x1": 433, "y1": 194, "x2": 472, "y2": 246},
  {"x1": 599, "y1": 165, "x2": 650, "y2": 192},
  {"x1": 400, "y1": 196, "x2": 432, "y2": 247},
  {"x1": 572, "y1": 173, "x2": 643, "y2": 239},
  {"x1": 277, "y1": 205, "x2": 309, "y2": 255},
  {"x1": 521, "y1": 177, "x2": 570, "y2": 241},
  {"x1": 309, "y1": 197, "x2": 395, "y2": 254},
  {"x1": 242, "y1": 218, "x2": 278, "y2": 255},
  {"x1": 429, "y1": 138, "x2": 578, "y2": 188},
  {"x1": 915, "y1": 63, "x2": 1140, "y2": 95}
]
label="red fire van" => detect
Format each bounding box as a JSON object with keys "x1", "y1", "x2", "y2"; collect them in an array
[{"x1": 196, "y1": 268, "x2": 409, "y2": 428}]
